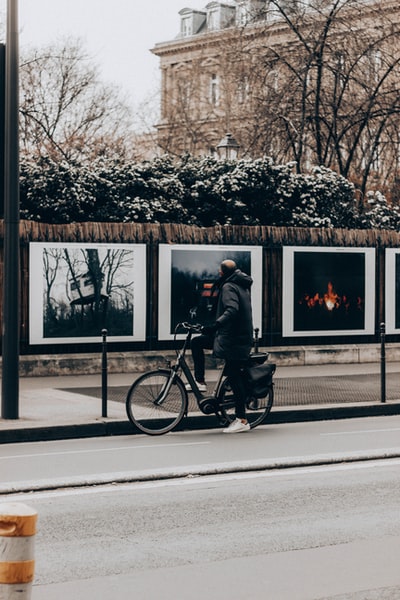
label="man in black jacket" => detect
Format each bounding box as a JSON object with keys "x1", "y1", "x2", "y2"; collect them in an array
[{"x1": 209, "y1": 259, "x2": 254, "y2": 433}]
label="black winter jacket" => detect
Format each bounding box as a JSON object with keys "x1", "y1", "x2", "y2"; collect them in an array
[{"x1": 213, "y1": 269, "x2": 253, "y2": 361}]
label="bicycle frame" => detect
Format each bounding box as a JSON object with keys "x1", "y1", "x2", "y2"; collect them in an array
[
  {"x1": 159, "y1": 324, "x2": 227, "y2": 410},
  {"x1": 156, "y1": 323, "x2": 269, "y2": 418},
  {"x1": 182, "y1": 354, "x2": 227, "y2": 408}
]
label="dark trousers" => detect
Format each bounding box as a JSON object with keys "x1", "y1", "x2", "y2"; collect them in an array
[
  {"x1": 224, "y1": 360, "x2": 248, "y2": 420},
  {"x1": 190, "y1": 334, "x2": 214, "y2": 383}
]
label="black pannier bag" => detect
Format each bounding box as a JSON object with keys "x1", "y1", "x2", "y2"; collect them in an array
[{"x1": 245, "y1": 363, "x2": 276, "y2": 398}]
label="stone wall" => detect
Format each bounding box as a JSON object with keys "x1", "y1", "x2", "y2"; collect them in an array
[{"x1": 4, "y1": 342, "x2": 399, "y2": 377}]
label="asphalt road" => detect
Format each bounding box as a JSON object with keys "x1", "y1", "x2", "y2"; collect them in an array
[
  {"x1": 2, "y1": 416, "x2": 400, "y2": 598},
  {"x1": 6, "y1": 458, "x2": 400, "y2": 599},
  {"x1": 1, "y1": 415, "x2": 400, "y2": 493}
]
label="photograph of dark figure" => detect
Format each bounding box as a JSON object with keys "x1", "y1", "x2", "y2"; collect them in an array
[
  {"x1": 170, "y1": 248, "x2": 252, "y2": 333},
  {"x1": 158, "y1": 244, "x2": 263, "y2": 340}
]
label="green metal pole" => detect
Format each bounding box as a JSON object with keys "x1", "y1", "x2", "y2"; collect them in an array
[{"x1": 2, "y1": 0, "x2": 20, "y2": 419}]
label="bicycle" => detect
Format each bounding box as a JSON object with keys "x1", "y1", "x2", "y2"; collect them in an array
[{"x1": 126, "y1": 322, "x2": 276, "y2": 435}]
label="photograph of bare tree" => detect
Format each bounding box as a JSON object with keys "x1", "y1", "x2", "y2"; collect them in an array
[
  {"x1": 158, "y1": 244, "x2": 263, "y2": 340},
  {"x1": 29, "y1": 243, "x2": 146, "y2": 343},
  {"x1": 282, "y1": 247, "x2": 375, "y2": 337}
]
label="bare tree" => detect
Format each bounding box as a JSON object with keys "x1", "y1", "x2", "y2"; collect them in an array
[
  {"x1": 154, "y1": 0, "x2": 400, "y2": 195},
  {"x1": 19, "y1": 38, "x2": 133, "y2": 163},
  {"x1": 245, "y1": 0, "x2": 400, "y2": 196}
]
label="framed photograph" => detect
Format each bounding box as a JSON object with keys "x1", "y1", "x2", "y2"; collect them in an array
[
  {"x1": 385, "y1": 249, "x2": 400, "y2": 334},
  {"x1": 282, "y1": 246, "x2": 375, "y2": 337},
  {"x1": 29, "y1": 242, "x2": 147, "y2": 344},
  {"x1": 158, "y1": 244, "x2": 263, "y2": 340}
]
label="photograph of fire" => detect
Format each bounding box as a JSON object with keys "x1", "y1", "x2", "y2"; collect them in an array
[
  {"x1": 385, "y1": 248, "x2": 400, "y2": 334},
  {"x1": 282, "y1": 247, "x2": 376, "y2": 337}
]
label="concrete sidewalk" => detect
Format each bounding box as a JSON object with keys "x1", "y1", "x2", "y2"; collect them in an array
[{"x1": 1, "y1": 362, "x2": 400, "y2": 443}]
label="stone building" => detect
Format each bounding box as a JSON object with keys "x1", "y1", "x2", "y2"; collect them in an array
[{"x1": 152, "y1": 0, "x2": 400, "y2": 195}]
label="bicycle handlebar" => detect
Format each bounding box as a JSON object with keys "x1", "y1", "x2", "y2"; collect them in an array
[{"x1": 178, "y1": 322, "x2": 203, "y2": 333}]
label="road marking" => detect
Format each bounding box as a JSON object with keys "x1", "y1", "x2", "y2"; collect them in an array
[
  {"x1": 0, "y1": 441, "x2": 210, "y2": 461},
  {"x1": 3, "y1": 457, "x2": 400, "y2": 501},
  {"x1": 321, "y1": 427, "x2": 400, "y2": 436}
]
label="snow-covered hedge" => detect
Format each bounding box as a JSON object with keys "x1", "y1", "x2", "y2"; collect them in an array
[{"x1": 19, "y1": 154, "x2": 397, "y2": 229}]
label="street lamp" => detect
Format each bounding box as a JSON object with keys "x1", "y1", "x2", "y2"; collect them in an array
[{"x1": 217, "y1": 132, "x2": 240, "y2": 160}]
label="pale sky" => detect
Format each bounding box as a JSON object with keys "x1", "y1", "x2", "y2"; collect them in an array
[{"x1": 9, "y1": 0, "x2": 207, "y2": 111}]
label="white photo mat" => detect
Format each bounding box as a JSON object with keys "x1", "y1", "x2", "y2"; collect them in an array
[
  {"x1": 29, "y1": 242, "x2": 147, "y2": 344},
  {"x1": 385, "y1": 248, "x2": 400, "y2": 334},
  {"x1": 158, "y1": 244, "x2": 263, "y2": 340},
  {"x1": 282, "y1": 246, "x2": 376, "y2": 337}
]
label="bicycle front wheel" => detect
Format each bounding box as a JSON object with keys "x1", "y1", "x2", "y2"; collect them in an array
[
  {"x1": 218, "y1": 378, "x2": 274, "y2": 429},
  {"x1": 126, "y1": 370, "x2": 187, "y2": 435}
]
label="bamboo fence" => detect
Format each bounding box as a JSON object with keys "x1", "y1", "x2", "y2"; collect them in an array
[{"x1": 0, "y1": 220, "x2": 399, "y2": 353}]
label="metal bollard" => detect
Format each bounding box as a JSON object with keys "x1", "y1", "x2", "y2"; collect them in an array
[
  {"x1": 0, "y1": 502, "x2": 38, "y2": 599},
  {"x1": 101, "y1": 329, "x2": 108, "y2": 418},
  {"x1": 380, "y1": 322, "x2": 386, "y2": 404}
]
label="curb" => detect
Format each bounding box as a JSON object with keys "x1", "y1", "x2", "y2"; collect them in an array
[
  {"x1": 1, "y1": 402, "x2": 400, "y2": 444},
  {"x1": 2, "y1": 447, "x2": 400, "y2": 495}
]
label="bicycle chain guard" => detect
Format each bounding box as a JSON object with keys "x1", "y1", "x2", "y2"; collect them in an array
[{"x1": 198, "y1": 395, "x2": 218, "y2": 415}]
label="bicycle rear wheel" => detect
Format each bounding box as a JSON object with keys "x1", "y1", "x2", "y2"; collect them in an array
[
  {"x1": 218, "y1": 378, "x2": 274, "y2": 429},
  {"x1": 126, "y1": 369, "x2": 187, "y2": 435}
]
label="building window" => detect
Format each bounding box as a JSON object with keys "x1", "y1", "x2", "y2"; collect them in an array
[
  {"x1": 177, "y1": 77, "x2": 191, "y2": 109},
  {"x1": 265, "y1": 69, "x2": 279, "y2": 93},
  {"x1": 364, "y1": 49, "x2": 382, "y2": 83},
  {"x1": 237, "y1": 1, "x2": 265, "y2": 25},
  {"x1": 237, "y1": 77, "x2": 249, "y2": 103},
  {"x1": 208, "y1": 8, "x2": 219, "y2": 31},
  {"x1": 181, "y1": 16, "x2": 192, "y2": 37},
  {"x1": 237, "y1": 4, "x2": 247, "y2": 25},
  {"x1": 371, "y1": 142, "x2": 381, "y2": 172},
  {"x1": 334, "y1": 52, "x2": 346, "y2": 91},
  {"x1": 210, "y1": 74, "x2": 220, "y2": 105}
]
